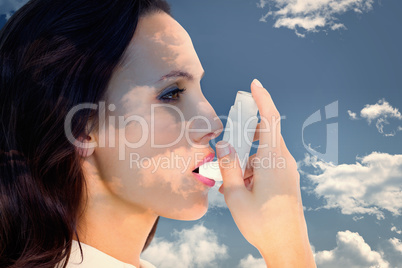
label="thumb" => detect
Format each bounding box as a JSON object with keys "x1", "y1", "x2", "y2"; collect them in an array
[{"x1": 216, "y1": 141, "x2": 245, "y2": 194}]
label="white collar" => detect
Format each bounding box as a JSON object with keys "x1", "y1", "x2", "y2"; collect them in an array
[{"x1": 65, "y1": 240, "x2": 155, "y2": 268}]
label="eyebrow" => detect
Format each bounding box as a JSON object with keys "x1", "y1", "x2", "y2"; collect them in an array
[{"x1": 157, "y1": 70, "x2": 205, "y2": 83}]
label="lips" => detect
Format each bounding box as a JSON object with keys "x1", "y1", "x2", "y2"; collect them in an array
[
  {"x1": 192, "y1": 152, "x2": 216, "y2": 187},
  {"x1": 192, "y1": 152, "x2": 215, "y2": 173},
  {"x1": 192, "y1": 172, "x2": 215, "y2": 187}
]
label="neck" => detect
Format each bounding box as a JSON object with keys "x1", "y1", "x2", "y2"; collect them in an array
[{"x1": 74, "y1": 159, "x2": 158, "y2": 268}]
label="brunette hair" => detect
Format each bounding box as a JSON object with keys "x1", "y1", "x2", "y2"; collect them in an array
[{"x1": 0, "y1": 0, "x2": 170, "y2": 267}]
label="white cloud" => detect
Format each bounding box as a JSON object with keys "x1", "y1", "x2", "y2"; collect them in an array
[
  {"x1": 360, "y1": 99, "x2": 402, "y2": 123},
  {"x1": 378, "y1": 237, "x2": 402, "y2": 267},
  {"x1": 352, "y1": 215, "x2": 364, "y2": 221},
  {"x1": 257, "y1": 0, "x2": 374, "y2": 37},
  {"x1": 237, "y1": 254, "x2": 266, "y2": 268},
  {"x1": 360, "y1": 99, "x2": 402, "y2": 136},
  {"x1": 348, "y1": 110, "x2": 358, "y2": 120},
  {"x1": 375, "y1": 118, "x2": 397, "y2": 137},
  {"x1": 0, "y1": 0, "x2": 29, "y2": 20},
  {"x1": 313, "y1": 230, "x2": 390, "y2": 268},
  {"x1": 347, "y1": 99, "x2": 402, "y2": 136},
  {"x1": 300, "y1": 152, "x2": 402, "y2": 220},
  {"x1": 141, "y1": 224, "x2": 228, "y2": 268},
  {"x1": 389, "y1": 238, "x2": 402, "y2": 254},
  {"x1": 391, "y1": 226, "x2": 402, "y2": 235}
]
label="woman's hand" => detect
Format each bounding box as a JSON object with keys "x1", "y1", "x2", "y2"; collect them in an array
[{"x1": 215, "y1": 79, "x2": 316, "y2": 268}]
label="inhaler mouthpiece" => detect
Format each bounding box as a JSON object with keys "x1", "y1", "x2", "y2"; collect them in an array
[{"x1": 199, "y1": 91, "x2": 259, "y2": 181}]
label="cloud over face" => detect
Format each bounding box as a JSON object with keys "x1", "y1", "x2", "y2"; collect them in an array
[
  {"x1": 257, "y1": 0, "x2": 374, "y2": 37},
  {"x1": 0, "y1": 0, "x2": 29, "y2": 20},
  {"x1": 141, "y1": 224, "x2": 228, "y2": 268},
  {"x1": 300, "y1": 152, "x2": 402, "y2": 220},
  {"x1": 313, "y1": 230, "x2": 389, "y2": 268}
]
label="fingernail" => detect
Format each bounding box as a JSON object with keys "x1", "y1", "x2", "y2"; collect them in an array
[
  {"x1": 216, "y1": 141, "x2": 231, "y2": 158},
  {"x1": 253, "y1": 78, "x2": 263, "y2": 88}
]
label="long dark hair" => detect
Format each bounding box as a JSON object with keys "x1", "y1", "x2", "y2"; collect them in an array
[{"x1": 0, "y1": 0, "x2": 170, "y2": 267}]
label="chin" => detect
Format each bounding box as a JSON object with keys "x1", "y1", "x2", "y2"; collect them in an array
[
  {"x1": 184, "y1": 204, "x2": 208, "y2": 221},
  {"x1": 163, "y1": 196, "x2": 209, "y2": 221}
]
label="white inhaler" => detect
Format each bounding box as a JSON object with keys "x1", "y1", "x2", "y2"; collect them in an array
[{"x1": 198, "y1": 91, "x2": 259, "y2": 181}]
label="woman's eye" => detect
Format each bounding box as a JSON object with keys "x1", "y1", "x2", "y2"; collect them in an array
[{"x1": 159, "y1": 87, "x2": 186, "y2": 102}]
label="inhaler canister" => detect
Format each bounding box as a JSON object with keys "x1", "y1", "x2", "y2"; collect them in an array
[{"x1": 199, "y1": 91, "x2": 259, "y2": 181}]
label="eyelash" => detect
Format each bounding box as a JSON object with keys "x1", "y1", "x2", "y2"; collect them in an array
[{"x1": 159, "y1": 87, "x2": 187, "y2": 103}]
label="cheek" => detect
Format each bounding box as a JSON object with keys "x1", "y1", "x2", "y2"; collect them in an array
[
  {"x1": 152, "y1": 108, "x2": 186, "y2": 146},
  {"x1": 129, "y1": 146, "x2": 204, "y2": 195},
  {"x1": 136, "y1": 167, "x2": 209, "y2": 220},
  {"x1": 99, "y1": 109, "x2": 208, "y2": 220},
  {"x1": 115, "y1": 153, "x2": 210, "y2": 220}
]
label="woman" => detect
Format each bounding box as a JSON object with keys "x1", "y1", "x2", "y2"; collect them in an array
[{"x1": 0, "y1": 0, "x2": 316, "y2": 267}]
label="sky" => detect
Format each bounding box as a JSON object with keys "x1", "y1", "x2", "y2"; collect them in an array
[{"x1": 1, "y1": 0, "x2": 401, "y2": 267}]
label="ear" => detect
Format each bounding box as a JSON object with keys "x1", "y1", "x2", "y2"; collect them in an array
[{"x1": 74, "y1": 133, "x2": 96, "y2": 158}]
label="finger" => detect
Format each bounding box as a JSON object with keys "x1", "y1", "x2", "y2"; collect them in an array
[
  {"x1": 219, "y1": 184, "x2": 224, "y2": 194},
  {"x1": 280, "y1": 133, "x2": 290, "y2": 156},
  {"x1": 244, "y1": 175, "x2": 254, "y2": 191},
  {"x1": 280, "y1": 133, "x2": 296, "y2": 167},
  {"x1": 253, "y1": 122, "x2": 261, "y2": 142},
  {"x1": 244, "y1": 154, "x2": 256, "y2": 191},
  {"x1": 251, "y1": 79, "x2": 282, "y2": 153},
  {"x1": 215, "y1": 140, "x2": 247, "y2": 196},
  {"x1": 244, "y1": 153, "x2": 256, "y2": 178}
]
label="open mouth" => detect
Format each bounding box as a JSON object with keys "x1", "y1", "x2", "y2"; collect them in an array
[
  {"x1": 190, "y1": 152, "x2": 216, "y2": 187},
  {"x1": 192, "y1": 171, "x2": 215, "y2": 187},
  {"x1": 191, "y1": 163, "x2": 214, "y2": 187}
]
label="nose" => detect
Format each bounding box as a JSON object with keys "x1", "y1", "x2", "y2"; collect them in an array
[{"x1": 188, "y1": 97, "x2": 224, "y2": 146}]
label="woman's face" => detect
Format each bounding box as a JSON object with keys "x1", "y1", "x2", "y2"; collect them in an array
[{"x1": 90, "y1": 12, "x2": 223, "y2": 220}]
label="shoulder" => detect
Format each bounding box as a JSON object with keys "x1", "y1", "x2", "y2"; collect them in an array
[
  {"x1": 140, "y1": 258, "x2": 156, "y2": 268},
  {"x1": 63, "y1": 240, "x2": 140, "y2": 268}
]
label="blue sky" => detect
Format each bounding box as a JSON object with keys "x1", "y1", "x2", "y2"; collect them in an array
[{"x1": 2, "y1": 0, "x2": 401, "y2": 267}]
